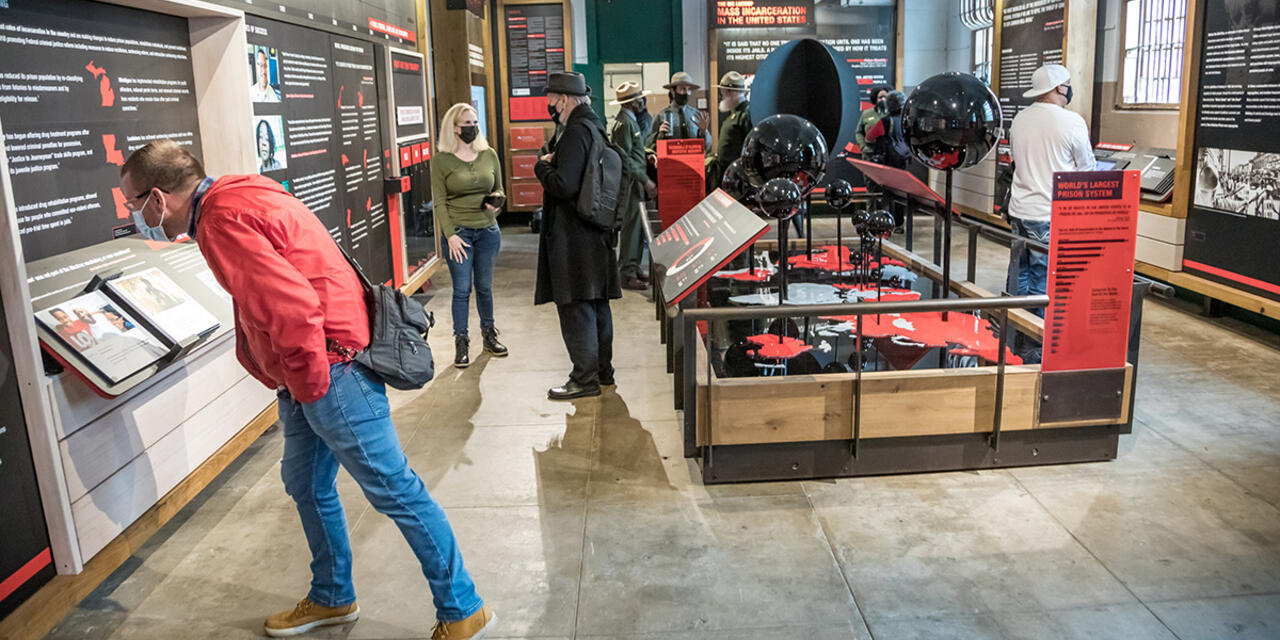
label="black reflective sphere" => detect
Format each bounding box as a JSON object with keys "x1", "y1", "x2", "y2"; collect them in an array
[
  {"x1": 902, "y1": 72, "x2": 1002, "y2": 171},
  {"x1": 740, "y1": 114, "x2": 828, "y2": 194},
  {"x1": 884, "y1": 90, "x2": 907, "y2": 116},
  {"x1": 721, "y1": 159, "x2": 758, "y2": 206},
  {"x1": 869, "y1": 210, "x2": 896, "y2": 238},
  {"x1": 757, "y1": 177, "x2": 802, "y2": 220},
  {"x1": 824, "y1": 179, "x2": 854, "y2": 211},
  {"x1": 852, "y1": 208, "x2": 872, "y2": 235}
]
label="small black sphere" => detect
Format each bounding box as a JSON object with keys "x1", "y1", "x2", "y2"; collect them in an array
[
  {"x1": 740, "y1": 114, "x2": 828, "y2": 194},
  {"x1": 757, "y1": 177, "x2": 802, "y2": 220},
  {"x1": 721, "y1": 159, "x2": 758, "y2": 207},
  {"x1": 869, "y1": 210, "x2": 896, "y2": 238},
  {"x1": 852, "y1": 208, "x2": 872, "y2": 235},
  {"x1": 902, "y1": 72, "x2": 1002, "y2": 171},
  {"x1": 824, "y1": 179, "x2": 854, "y2": 211}
]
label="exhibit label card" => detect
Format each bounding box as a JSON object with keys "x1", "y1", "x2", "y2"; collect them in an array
[
  {"x1": 1042, "y1": 170, "x2": 1139, "y2": 372},
  {"x1": 651, "y1": 189, "x2": 769, "y2": 306},
  {"x1": 657, "y1": 139, "x2": 707, "y2": 230}
]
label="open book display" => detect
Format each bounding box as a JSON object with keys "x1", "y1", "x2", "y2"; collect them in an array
[{"x1": 34, "y1": 270, "x2": 219, "y2": 393}]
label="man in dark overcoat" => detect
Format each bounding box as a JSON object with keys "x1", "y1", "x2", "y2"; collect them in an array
[{"x1": 534, "y1": 71, "x2": 623, "y2": 400}]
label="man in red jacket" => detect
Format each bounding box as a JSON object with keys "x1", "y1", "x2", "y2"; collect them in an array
[{"x1": 119, "y1": 140, "x2": 494, "y2": 640}]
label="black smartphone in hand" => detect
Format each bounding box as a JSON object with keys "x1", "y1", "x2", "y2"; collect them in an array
[{"x1": 483, "y1": 193, "x2": 506, "y2": 210}]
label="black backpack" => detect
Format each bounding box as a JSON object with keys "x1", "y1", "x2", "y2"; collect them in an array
[
  {"x1": 576, "y1": 120, "x2": 626, "y2": 233},
  {"x1": 873, "y1": 115, "x2": 912, "y2": 169},
  {"x1": 338, "y1": 246, "x2": 435, "y2": 390}
]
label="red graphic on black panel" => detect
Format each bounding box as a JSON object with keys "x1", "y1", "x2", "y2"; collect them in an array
[
  {"x1": 102, "y1": 135, "x2": 124, "y2": 166},
  {"x1": 650, "y1": 189, "x2": 771, "y2": 306},
  {"x1": 337, "y1": 85, "x2": 345, "y2": 107},
  {"x1": 341, "y1": 153, "x2": 350, "y2": 165},
  {"x1": 110, "y1": 188, "x2": 130, "y2": 219},
  {"x1": 358, "y1": 91, "x2": 364, "y2": 108},
  {"x1": 85, "y1": 60, "x2": 114, "y2": 107}
]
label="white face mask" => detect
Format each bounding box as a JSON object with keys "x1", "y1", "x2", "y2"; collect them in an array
[{"x1": 130, "y1": 193, "x2": 170, "y2": 242}]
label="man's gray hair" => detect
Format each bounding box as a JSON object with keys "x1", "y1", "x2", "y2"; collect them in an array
[{"x1": 568, "y1": 94, "x2": 591, "y2": 107}]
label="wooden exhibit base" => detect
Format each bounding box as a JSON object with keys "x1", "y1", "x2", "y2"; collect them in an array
[{"x1": 0, "y1": 404, "x2": 278, "y2": 640}]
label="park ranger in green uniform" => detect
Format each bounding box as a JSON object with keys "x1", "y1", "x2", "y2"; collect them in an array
[
  {"x1": 645, "y1": 71, "x2": 711, "y2": 154},
  {"x1": 707, "y1": 71, "x2": 752, "y2": 193},
  {"x1": 610, "y1": 81, "x2": 655, "y2": 290}
]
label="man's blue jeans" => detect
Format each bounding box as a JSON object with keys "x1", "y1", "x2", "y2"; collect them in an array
[
  {"x1": 444, "y1": 225, "x2": 501, "y2": 337},
  {"x1": 277, "y1": 362, "x2": 483, "y2": 621},
  {"x1": 1007, "y1": 216, "x2": 1050, "y2": 363}
]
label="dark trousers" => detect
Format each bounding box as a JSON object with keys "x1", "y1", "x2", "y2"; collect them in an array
[{"x1": 555, "y1": 299, "x2": 614, "y2": 386}]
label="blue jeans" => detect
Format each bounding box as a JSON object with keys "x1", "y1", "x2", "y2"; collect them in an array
[
  {"x1": 445, "y1": 225, "x2": 501, "y2": 337},
  {"x1": 1008, "y1": 217, "x2": 1050, "y2": 316},
  {"x1": 1007, "y1": 217, "x2": 1050, "y2": 363},
  {"x1": 277, "y1": 362, "x2": 483, "y2": 621}
]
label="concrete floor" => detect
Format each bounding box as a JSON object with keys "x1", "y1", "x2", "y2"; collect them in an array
[{"x1": 46, "y1": 223, "x2": 1280, "y2": 639}]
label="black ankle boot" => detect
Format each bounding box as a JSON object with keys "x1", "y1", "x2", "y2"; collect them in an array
[
  {"x1": 482, "y1": 327, "x2": 509, "y2": 357},
  {"x1": 454, "y1": 334, "x2": 470, "y2": 368}
]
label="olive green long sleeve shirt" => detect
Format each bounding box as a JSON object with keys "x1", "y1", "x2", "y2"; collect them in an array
[{"x1": 431, "y1": 148, "x2": 504, "y2": 238}]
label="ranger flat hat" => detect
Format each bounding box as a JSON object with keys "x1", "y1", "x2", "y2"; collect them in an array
[
  {"x1": 546, "y1": 71, "x2": 590, "y2": 96},
  {"x1": 609, "y1": 81, "x2": 649, "y2": 105},
  {"x1": 715, "y1": 71, "x2": 749, "y2": 90},
  {"x1": 663, "y1": 71, "x2": 700, "y2": 90}
]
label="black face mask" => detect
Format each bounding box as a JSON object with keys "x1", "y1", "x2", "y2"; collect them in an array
[
  {"x1": 1063, "y1": 85, "x2": 1074, "y2": 104},
  {"x1": 547, "y1": 101, "x2": 559, "y2": 120},
  {"x1": 673, "y1": 93, "x2": 689, "y2": 106},
  {"x1": 458, "y1": 125, "x2": 479, "y2": 144}
]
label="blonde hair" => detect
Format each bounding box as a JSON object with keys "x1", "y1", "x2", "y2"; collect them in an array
[
  {"x1": 120, "y1": 139, "x2": 206, "y2": 193},
  {"x1": 437, "y1": 103, "x2": 490, "y2": 155}
]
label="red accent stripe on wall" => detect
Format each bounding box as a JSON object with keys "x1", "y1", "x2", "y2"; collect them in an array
[
  {"x1": 0, "y1": 548, "x2": 52, "y2": 603},
  {"x1": 1183, "y1": 259, "x2": 1280, "y2": 296}
]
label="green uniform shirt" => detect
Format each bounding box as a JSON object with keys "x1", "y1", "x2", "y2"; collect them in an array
[
  {"x1": 611, "y1": 108, "x2": 647, "y2": 213},
  {"x1": 431, "y1": 148, "x2": 503, "y2": 238},
  {"x1": 714, "y1": 99, "x2": 752, "y2": 165},
  {"x1": 855, "y1": 107, "x2": 884, "y2": 156},
  {"x1": 645, "y1": 103, "x2": 711, "y2": 154}
]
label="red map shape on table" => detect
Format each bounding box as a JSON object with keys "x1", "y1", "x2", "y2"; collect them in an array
[
  {"x1": 819, "y1": 311, "x2": 1022, "y2": 366},
  {"x1": 745, "y1": 334, "x2": 812, "y2": 360},
  {"x1": 788, "y1": 245, "x2": 906, "y2": 272},
  {"x1": 830, "y1": 283, "x2": 921, "y2": 301},
  {"x1": 85, "y1": 60, "x2": 114, "y2": 107},
  {"x1": 102, "y1": 135, "x2": 124, "y2": 166},
  {"x1": 713, "y1": 268, "x2": 772, "y2": 282}
]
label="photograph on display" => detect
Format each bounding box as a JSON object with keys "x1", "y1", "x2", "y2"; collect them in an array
[
  {"x1": 254, "y1": 115, "x2": 288, "y2": 173},
  {"x1": 34, "y1": 291, "x2": 168, "y2": 384},
  {"x1": 1194, "y1": 148, "x2": 1280, "y2": 221},
  {"x1": 248, "y1": 45, "x2": 282, "y2": 103},
  {"x1": 107, "y1": 268, "x2": 219, "y2": 341}
]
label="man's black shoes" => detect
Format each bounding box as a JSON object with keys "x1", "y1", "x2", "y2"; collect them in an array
[
  {"x1": 482, "y1": 327, "x2": 509, "y2": 357},
  {"x1": 548, "y1": 380, "x2": 602, "y2": 400},
  {"x1": 454, "y1": 334, "x2": 470, "y2": 369}
]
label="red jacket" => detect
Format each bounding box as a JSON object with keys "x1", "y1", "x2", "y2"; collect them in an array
[{"x1": 196, "y1": 175, "x2": 369, "y2": 402}]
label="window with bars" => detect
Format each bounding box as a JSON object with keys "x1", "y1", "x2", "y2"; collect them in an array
[
  {"x1": 973, "y1": 26, "x2": 993, "y2": 85},
  {"x1": 1121, "y1": 0, "x2": 1186, "y2": 106}
]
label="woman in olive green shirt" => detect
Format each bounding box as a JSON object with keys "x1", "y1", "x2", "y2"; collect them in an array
[{"x1": 433, "y1": 103, "x2": 506, "y2": 368}]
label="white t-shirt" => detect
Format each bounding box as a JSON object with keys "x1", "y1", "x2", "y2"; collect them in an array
[{"x1": 1008, "y1": 102, "x2": 1095, "y2": 222}]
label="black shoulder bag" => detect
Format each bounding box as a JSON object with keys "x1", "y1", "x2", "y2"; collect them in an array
[{"x1": 337, "y1": 246, "x2": 436, "y2": 390}]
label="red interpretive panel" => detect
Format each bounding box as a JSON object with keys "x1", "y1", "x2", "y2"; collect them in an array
[
  {"x1": 657, "y1": 138, "x2": 707, "y2": 230},
  {"x1": 1042, "y1": 170, "x2": 1140, "y2": 372}
]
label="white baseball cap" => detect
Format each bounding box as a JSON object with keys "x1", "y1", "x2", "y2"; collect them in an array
[{"x1": 1022, "y1": 64, "x2": 1071, "y2": 98}]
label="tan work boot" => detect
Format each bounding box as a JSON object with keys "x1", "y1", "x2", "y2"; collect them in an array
[
  {"x1": 431, "y1": 605, "x2": 496, "y2": 639},
  {"x1": 264, "y1": 597, "x2": 360, "y2": 637}
]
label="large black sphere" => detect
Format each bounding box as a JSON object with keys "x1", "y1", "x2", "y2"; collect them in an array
[
  {"x1": 824, "y1": 179, "x2": 854, "y2": 211},
  {"x1": 757, "y1": 177, "x2": 802, "y2": 220},
  {"x1": 740, "y1": 114, "x2": 828, "y2": 194},
  {"x1": 721, "y1": 159, "x2": 758, "y2": 206},
  {"x1": 902, "y1": 72, "x2": 1001, "y2": 171}
]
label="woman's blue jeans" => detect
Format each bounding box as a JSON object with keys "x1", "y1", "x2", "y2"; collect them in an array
[
  {"x1": 277, "y1": 362, "x2": 483, "y2": 621},
  {"x1": 444, "y1": 225, "x2": 501, "y2": 337}
]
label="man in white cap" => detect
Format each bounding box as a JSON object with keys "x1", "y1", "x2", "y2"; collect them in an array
[{"x1": 1007, "y1": 63, "x2": 1095, "y2": 363}]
